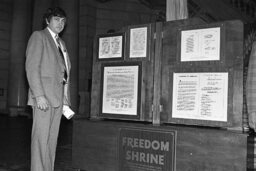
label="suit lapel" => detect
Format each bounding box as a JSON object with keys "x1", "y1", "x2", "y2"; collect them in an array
[
  {"x1": 43, "y1": 29, "x2": 65, "y2": 71},
  {"x1": 58, "y1": 38, "x2": 71, "y2": 76}
]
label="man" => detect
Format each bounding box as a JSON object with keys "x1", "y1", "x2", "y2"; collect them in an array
[{"x1": 25, "y1": 7, "x2": 71, "y2": 171}]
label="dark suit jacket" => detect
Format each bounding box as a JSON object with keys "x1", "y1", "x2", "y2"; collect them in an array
[{"x1": 26, "y1": 28, "x2": 71, "y2": 107}]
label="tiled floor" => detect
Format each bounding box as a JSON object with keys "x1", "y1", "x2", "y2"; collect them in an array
[{"x1": 0, "y1": 114, "x2": 76, "y2": 171}]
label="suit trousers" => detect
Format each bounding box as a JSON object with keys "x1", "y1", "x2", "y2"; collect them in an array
[{"x1": 31, "y1": 105, "x2": 62, "y2": 171}]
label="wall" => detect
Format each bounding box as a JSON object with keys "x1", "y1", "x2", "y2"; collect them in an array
[
  {"x1": 78, "y1": 0, "x2": 97, "y2": 115},
  {"x1": 79, "y1": 0, "x2": 96, "y2": 93},
  {"x1": 96, "y1": 0, "x2": 156, "y2": 34},
  {"x1": 0, "y1": 0, "x2": 12, "y2": 112}
]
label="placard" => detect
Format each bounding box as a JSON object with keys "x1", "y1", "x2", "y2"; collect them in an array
[
  {"x1": 100, "y1": 62, "x2": 141, "y2": 118},
  {"x1": 129, "y1": 27, "x2": 148, "y2": 58},
  {"x1": 98, "y1": 33, "x2": 124, "y2": 60},
  {"x1": 119, "y1": 128, "x2": 176, "y2": 171},
  {"x1": 180, "y1": 27, "x2": 220, "y2": 61},
  {"x1": 172, "y1": 72, "x2": 228, "y2": 122}
]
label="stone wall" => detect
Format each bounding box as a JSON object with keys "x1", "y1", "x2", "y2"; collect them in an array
[{"x1": 0, "y1": 0, "x2": 12, "y2": 112}]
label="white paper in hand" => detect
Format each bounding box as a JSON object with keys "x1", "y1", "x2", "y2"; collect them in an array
[{"x1": 63, "y1": 105, "x2": 75, "y2": 119}]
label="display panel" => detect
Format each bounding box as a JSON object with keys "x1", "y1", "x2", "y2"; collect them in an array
[
  {"x1": 97, "y1": 33, "x2": 125, "y2": 60},
  {"x1": 100, "y1": 62, "x2": 142, "y2": 119},
  {"x1": 172, "y1": 72, "x2": 228, "y2": 122}
]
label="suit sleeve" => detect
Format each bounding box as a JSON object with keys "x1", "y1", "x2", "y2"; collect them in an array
[
  {"x1": 63, "y1": 83, "x2": 71, "y2": 106},
  {"x1": 25, "y1": 31, "x2": 45, "y2": 98},
  {"x1": 62, "y1": 40, "x2": 72, "y2": 106},
  {"x1": 63, "y1": 62, "x2": 71, "y2": 106}
]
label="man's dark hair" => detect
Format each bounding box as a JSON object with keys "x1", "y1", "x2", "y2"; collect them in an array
[{"x1": 43, "y1": 7, "x2": 66, "y2": 28}]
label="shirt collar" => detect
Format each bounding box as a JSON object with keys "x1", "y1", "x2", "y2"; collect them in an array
[{"x1": 47, "y1": 27, "x2": 58, "y2": 39}]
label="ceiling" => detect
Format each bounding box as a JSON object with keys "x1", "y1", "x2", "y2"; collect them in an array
[
  {"x1": 95, "y1": 0, "x2": 256, "y2": 23},
  {"x1": 138, "y1": 0, "x2": 256, "y2": 23}
]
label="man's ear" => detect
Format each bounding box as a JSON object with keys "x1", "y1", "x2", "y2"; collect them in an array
[{"x1": 45, "y1": 18, "x2": 49, "y2": 25}]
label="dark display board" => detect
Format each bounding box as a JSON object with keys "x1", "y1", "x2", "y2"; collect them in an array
[
  {"x1": 91, "y1": 19, "x2": 244, "y2": 129},
  {"x1": 160, "y1": 20, "x2": 244, "y2": 129},
  {"x1": 91, "y1": 24, "x2": 155, "y2": 121}
]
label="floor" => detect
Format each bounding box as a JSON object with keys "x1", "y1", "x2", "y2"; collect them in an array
[{"x1": 0, "y1": 114, "x2": 76, "y2": 171}]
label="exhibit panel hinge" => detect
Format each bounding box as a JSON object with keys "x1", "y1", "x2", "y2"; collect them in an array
[
  {"x1": 153, "y1": 32, "x2": 164, "y2": 39},
  {"x1": 151, "y1": 104, "x2": 163, "y2": 113},
  {"x1": 159, "y1": 105, "x2": 163, "y2": 112}
]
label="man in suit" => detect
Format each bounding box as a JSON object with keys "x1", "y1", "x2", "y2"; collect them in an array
[{"x1": 25, "y1": 7, "x2": 71, "y2": 171}]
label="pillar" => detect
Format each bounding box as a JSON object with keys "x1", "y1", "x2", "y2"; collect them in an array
[
  {"x1": 32, "y1": 0, "x2": 53, "y2": 31},
  {"x1": 8, "y1": 0, "x2": 32, "y2": 116},
  {"x1": 166, "y1": 0, "x2": 188, "y2": 21}
]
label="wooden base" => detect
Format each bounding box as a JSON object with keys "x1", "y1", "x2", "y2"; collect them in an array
[{"x1": 72, "y1": 119, "x2": 252, "y2": 171}]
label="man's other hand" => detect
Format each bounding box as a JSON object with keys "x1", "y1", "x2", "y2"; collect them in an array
[{"x1": 36, "y1": 96, "x2": 49, "y2": 111}]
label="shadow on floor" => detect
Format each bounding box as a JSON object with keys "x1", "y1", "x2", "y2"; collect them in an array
[{"x1": 0, "y1": 114, "x2": 74, "y2": 171}]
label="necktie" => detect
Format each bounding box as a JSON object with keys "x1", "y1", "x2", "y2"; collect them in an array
[{"x1": 55, "y1": 36, "x2": 68, "y2": 82}]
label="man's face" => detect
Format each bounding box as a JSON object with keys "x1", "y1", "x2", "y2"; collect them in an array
[{"x1": 47, "y1": 16, "x2": 66, "y2": 34}]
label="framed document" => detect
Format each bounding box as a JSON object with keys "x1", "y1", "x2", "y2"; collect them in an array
[
  {"x1": 172, "y1": 72, "x2": 228, "y2": 122},
  {"x1": 100, "y1": 62, "x2": 142, "y2": 119},
  {"x1": 97, "y1": 33, "x2": 125, "y2": 60},
  {"x1": 179, "y1": 27, "x2": 221, "y2": 62},
  {"x1": 128, "y1": 25, "x2": 149, "y2": 58}
]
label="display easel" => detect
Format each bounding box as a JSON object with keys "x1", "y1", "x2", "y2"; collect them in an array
[{"x1": 72, "y1": 19, "x2": 252, "y2": 171}]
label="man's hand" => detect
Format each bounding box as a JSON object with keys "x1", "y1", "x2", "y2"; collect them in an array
[{"x1": 36, "y1": 96, "x2": 49, "y2": 111}]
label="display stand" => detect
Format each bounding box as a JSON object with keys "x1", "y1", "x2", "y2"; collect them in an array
[
  {"x1": 73, "y1": 119, "x2": 251, "y2": 171},
  {"x1": 72, "y1": 19, "x2": 253, "y2": 171}
]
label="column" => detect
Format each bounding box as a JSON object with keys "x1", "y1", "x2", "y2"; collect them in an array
[
  {"x1": 8, "y1": 0, "x2": 32, "y2": 116},
  {"x1": 32, "y1": 0, "x2": 53, "y2": 31},
  {"x1": 166, "y1": 0, "x2": 188, "y2": 21}
]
